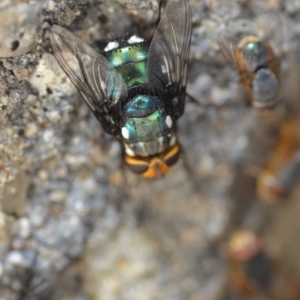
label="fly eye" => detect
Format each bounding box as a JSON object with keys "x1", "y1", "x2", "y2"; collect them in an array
[
  {"x1": 125, "y1": 156, "x2": 149, "y2": 174},
  {"x1": 127, "y1": 163, "x2": 149, "y2": 174},
  {"x1": 164, "y1": 144, "x2": 180, "y2": 167}
]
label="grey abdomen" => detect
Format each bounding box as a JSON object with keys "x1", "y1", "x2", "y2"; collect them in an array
[{"x1": 253, "y1": 68, "x2": 279, "y2": 103}]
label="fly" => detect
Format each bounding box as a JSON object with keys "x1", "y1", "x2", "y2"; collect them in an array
[
  {"x1": 49, "y1": 0, "x2": 192, "y2": 179},
  {"x1": 218, "y1": 13, "x2": 282, "y2": 109}
]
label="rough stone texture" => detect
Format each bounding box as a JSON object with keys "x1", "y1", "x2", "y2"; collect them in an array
[{"x1": 1, "y1": 0, "x2": 300, "y2": 299}]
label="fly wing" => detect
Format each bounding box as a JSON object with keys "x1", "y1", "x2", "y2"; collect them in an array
[
  {"x1": 49, "y1": 25, "x2": 127, "y2": 137},
  {"x1": 218, "y1": 30, "x2": 241, "y2": 68},
  {"x1": 255, "y1": 12, "x2": 282, "y2": 74},
  {"x1": 255, "y1": 12, "x2": 283, "y2": 58},
  {"x1": 146, "y1": 0, "x2": 192, "y2": 119}
]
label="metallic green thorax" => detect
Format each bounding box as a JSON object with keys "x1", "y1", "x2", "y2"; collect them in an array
[
  {"x1": 105, "y1": 43, "x2": 149, "y2": 89},
  {"x1": 243, "y1": 41, "x2": 269, "y2": 68}
]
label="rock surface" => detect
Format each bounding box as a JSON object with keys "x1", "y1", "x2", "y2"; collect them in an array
[{"x1": 1, "y1": 0, "x2": 300, "y2": 299}]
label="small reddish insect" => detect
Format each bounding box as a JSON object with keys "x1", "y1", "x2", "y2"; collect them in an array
[
  {"x1": 218, "y1": 13, "x2": 282, "y2": 109},
  {"x1": 257, "y1": 117, "x2": 300, "y2": 202},
  {"x1": 227, "y1": 230, "x2": 272, "y2": 296}
]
